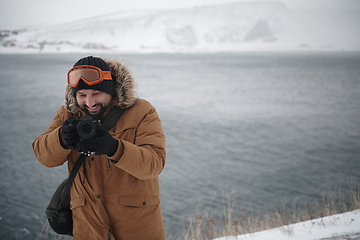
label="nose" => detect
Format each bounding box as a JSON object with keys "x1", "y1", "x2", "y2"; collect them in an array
[{"x1": 84, "y1": 96, "x2": 96, "y2": 108}]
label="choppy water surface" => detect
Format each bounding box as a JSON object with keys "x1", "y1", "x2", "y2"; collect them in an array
[{"x1": 0, "y1": 52, "x2": 359, "y2": 239}]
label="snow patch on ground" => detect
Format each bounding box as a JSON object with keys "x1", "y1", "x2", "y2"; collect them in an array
[{"x1": 214, "y1": 210, "x2": 360, "y2": 240}]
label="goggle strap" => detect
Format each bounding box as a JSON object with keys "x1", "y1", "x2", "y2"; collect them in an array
[{"x1": 102, "y1": 71, "x2": 112, "y2": 80}]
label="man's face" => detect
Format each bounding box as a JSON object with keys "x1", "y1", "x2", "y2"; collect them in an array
[{"x1": 76, "y1": 89, "x2": 112, "y2": 120}]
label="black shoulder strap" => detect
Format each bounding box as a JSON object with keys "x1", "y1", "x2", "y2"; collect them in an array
[
  {"x1": 56, "y1": 154, "x2": 86, "y2": 211},
  {"x1": 102, "y1": 107, "x2": 125, "y2": 130}
]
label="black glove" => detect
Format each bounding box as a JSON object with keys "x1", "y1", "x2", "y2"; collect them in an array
[
  {"x1": 77, "y1": 124, "x2": 118, "y2": 156},
  {"x1": 60, "y1": 116, "x2": 80, "y2": 150}
]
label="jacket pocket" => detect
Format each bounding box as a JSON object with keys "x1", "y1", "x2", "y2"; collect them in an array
[
  {"x1": 118, "y1": 195, "x2": 160, "y2": 208},
  {"x1": 70, "y1": 197, "x2": 85, "y2": 210}
]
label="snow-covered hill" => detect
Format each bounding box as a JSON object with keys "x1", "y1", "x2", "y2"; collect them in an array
[{"x1": 1, "y1": 1, "x2": 359, "y2": 53}]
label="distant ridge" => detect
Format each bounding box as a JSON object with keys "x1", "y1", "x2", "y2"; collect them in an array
[{"x1": 0, "y1": 1, "x2": 359, "y2": 53}]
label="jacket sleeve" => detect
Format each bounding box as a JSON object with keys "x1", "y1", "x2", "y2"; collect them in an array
[
  {"x1": 109, "y1": 104, "x2": 166, "y2": 180},
  {"x1": 32, "y1": 106, "x2": 72, "y2": 168}
]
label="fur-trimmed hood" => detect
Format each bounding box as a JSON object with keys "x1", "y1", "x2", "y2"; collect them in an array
[{"x1": 64, "y1": 58, "x2": 138, "y2": 114}]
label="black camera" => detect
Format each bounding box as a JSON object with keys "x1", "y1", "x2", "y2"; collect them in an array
[{"x1": 70, "y1": 115, "x2": 99, "y2": 139}]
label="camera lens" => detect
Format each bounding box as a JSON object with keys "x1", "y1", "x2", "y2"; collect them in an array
[
  {"x1": 77, "y1": 115, "x2": 97, "y2": 139},
  {"x1": 78, "y1": 122, "x2": 93, "y2": 135}
]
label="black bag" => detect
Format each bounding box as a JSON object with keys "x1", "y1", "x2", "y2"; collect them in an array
[
  {"x1": 46, "y1": 179, "x2": 73, "y2": 235},
  {"x1": 45, "y1": 107, "x2": 125, "y2": 235},
  {"x1": 46, "y1": 154, "x2": 85, "y2": 235}
]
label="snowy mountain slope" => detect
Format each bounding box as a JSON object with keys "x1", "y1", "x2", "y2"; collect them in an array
[
  {"x1": 0, "y1": 1, "x2": 359, "y2": 53},
  {"x1": 292, "y1": 8, "x2": 360, "y2": 47}
]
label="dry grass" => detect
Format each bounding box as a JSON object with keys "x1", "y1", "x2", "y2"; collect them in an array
[
  {"x1": 166, "y1": 181, "x2": 360, "y2": 240},
  {"x1": 35, "y1": 223, "x2": 72, "y2": 240}
]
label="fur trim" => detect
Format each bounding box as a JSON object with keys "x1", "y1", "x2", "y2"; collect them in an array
[{"x1": 64, "y1": 58, "x2": 138, "y2": 114}]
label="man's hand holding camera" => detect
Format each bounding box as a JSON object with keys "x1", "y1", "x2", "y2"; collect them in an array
[
  {"x1": 60, "y1": 116, "x2": 80, "y2": 150},
  {"x1": 60, "y1": 116, "x2": 118, "y2": 157},
  {"x1": 77, "y1": 124, "x2": 118, "y2": 156}
]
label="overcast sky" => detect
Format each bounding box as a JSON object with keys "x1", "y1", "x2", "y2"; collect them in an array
[{"x1": 0, "y1": 0, "x2": 358, "y2": 28}]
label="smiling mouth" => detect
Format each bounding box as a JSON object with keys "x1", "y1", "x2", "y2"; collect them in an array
[{"x1": 87, "y1": 104, "x2": 100, "y2": 112}]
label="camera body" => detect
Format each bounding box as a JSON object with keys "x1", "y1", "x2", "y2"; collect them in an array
[{"x1": 69, "y1": 115, "x2": 99, "y2": 139}]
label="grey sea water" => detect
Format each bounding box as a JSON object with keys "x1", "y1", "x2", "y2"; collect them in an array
[{"x1": 0, "y1": 52, "x2": 359, "y2": 239}]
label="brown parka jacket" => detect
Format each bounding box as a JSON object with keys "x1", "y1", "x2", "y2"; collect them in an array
[{"x1": 32, "y1": 58, "x2": 166, "y2": 240}]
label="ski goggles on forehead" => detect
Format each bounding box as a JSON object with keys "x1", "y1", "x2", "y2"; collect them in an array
[{"x1": 67, "y1": 65, "x2": 112, "y2": 88}]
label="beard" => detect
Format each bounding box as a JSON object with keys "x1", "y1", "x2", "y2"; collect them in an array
[{"x1": 80, "y1": 103, "x2": 109, "y2": 120}]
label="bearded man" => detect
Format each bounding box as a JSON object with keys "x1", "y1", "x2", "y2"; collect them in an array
[{"x1": 33, "y1": 56, "x2": 166, "y2": 240}]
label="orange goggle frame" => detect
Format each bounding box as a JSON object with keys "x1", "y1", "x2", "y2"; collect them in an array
[{"x1": 67, "y1": 65, "x2": 112, "y2": 88}]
